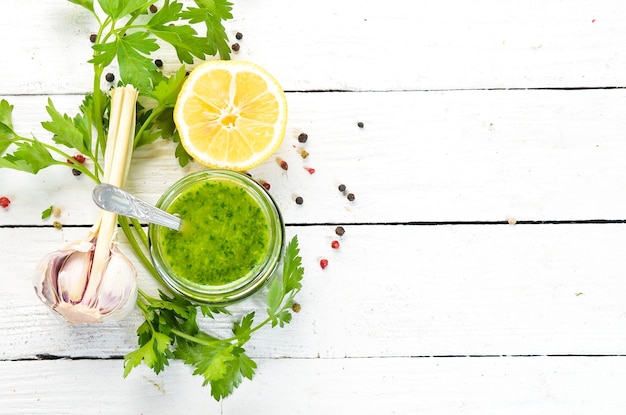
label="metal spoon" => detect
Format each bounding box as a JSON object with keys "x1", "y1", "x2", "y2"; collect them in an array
[{"x1": 92, "y1": 183, "x2": 181, "y2": 231}]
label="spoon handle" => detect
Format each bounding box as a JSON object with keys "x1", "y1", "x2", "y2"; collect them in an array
[{"x1": 92, "y1": 183, "x2": 181, "y2": 231}]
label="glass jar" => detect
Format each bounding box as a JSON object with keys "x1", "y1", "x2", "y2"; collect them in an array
[{"x1": 149, "y1": 170, "x2": 284, "y2": 306}]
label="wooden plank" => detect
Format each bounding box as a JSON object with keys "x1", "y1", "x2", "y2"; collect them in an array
[
  {"x1": 0, "y1": 0, "x2": 625, "y2": 94},
  {"x1": 2, "y1": 356, "x2": 626, "y2": 414},
  {"x1": 2, "y1": 89, "x2": 626, "y2": 225},
  {"x1": 0, "y1": 360, "x2": 222, "y2": 415},
  {"x1": 2, "y1": 224, "x2": 626, "y2": 359}
]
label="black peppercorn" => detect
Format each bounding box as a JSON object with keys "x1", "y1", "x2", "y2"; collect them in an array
[
  {"x1": 297, "y1": 132, "x2": 308, "y2": 143},
  {"x1": 149, "y1": 4, "x2": 158, "y2": 13},
  {"x1": 72, "y1": 168, "x2": 81, "y2": 176},
  {"x1": 357, "y1": 122, "x2": 364, "y2": 128},
  {"x1": 105, "y1": 73, "x2": 115, "y2": 82},
  {"x1": 154, "y1": 59, "x2": 163, "y2": 68},
  {"x1": 347, "y1": 193, "x2": 355, "y2": 201},
  {"x1": 335, "y1": 226, "x2": 345, "y2": 236},
  {"x1": 89, "y1": 33, "x2": 97, "y2": 43},
  {"x1": 295, "y1": 196, "x2": 304, "y2": 205},
  {"x1": 235, "y1": 32, "x2": 243, "y2": 40},
  {"x1": 338, "y1": 184, "x2": 346, "y2": 192},
  {"x1": 231, "y1": 43, "x2": 240, "y2": 52}
]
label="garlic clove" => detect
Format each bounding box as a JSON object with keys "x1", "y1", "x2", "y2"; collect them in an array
[
  {"x1": 33, "y1": 238, "x2": 93, "y2": 309},
  {"x1": 96, "y1": 248, "x2": 138, "y2": 321},
  {"x1": 33, "y1": 251, "x2": 64, "y2": 309},
  {"x1": 57, "y1": 251, "x2": 91, "y2": 304}
]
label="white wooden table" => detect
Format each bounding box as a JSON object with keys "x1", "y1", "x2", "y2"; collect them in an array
[{"x1": 2, "y1": 1, "x2": 626, "y2": 413}]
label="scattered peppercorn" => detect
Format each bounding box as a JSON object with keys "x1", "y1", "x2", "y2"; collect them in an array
[
  {"x1": 291, "y1": 302, "x2": 301, "y2": 313},
  {"x1": 53, "y1": 221, "x2": 63, "y2": 230},
  {"x1": 331, "y1": 240, "x2": 340, "y2": 249},
  {"x1": 235, "y1": 32, "x2": 243, "y2": 40},
  {"x1": 0, "y1": 196, "x2": 10, "y2": 209},
  {"x1": 278, "y1": 158, "x2": 288, "y2": 170},
  {"x1": 260, "y1": 180, "x2": 271, "y2": 191},
  {"x1": 72, "y1": 154, "x2": 86, "y2": 164},
  {"x1": 299, "y1": 149, "x2": 310, "y2": 159},
  {"x1": 335, "y1": 226, "x2": 345, "y2": 236},
  {"x1": 338, "y1": 184, "x2": 346, "y2": 192},
  {"x1": 357, "y1": 122, "x2": 364, "y2": 128},
  {"x1": 347, "y1": 193, "x2": 355, "y2": 201},
  {"x1": 149, "y1": 4, "x2": 158, "y2": 13},
  {"x1": 52, "y1": 207, "x2": 62, "y2": 218},
  {"x1": 231, "y1": 43, "x2": 240, "y2": 52},
  {"x1": 320, "y1": 259, "x2": 329, "y2": 269},
  {"x1": 297, "y1": 132, "x2": 308, "y2": 143},
  {"x1": 154, "y1": 58, "x2": 163, "y2": 68},
  {"x1": 72, "y1": 168, "x2": 82, "y2": 176},
  {"x1": 295, "y1": 196, "x2": 304, "y2": 205},
  {"x1": 304, "y1": 167, "x2": 315, "y2": 174},
  {"x1": 89, "y1": 33, "x2": 97, "y2": 43},
  {"x1": 105, "y1": 73, "x2": 115, "y2": 82}
]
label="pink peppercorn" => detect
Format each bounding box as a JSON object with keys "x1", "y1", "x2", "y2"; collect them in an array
[{"x1": 320, "y1": 259, "x2": 329, "y2": 269}]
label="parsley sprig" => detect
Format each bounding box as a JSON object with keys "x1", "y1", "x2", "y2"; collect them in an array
[
  {"x1": 124, "y1": 236, "x2": 304, "y2": 400},
  {"x1": 0, "y1": 0, "x2": 306, "y2": 401}
]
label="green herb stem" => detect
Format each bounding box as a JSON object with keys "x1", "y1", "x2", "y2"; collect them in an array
[
  {"x1": 19, "y1": 137, "x2": 101, "y2": 182},
  {"x1": 130, "y1": 217, "x2": 150, "y2": 249},
  {"x1": 118, "y1": 215, "x2": 169, "y2": 292},
  {"x1": 170, "y1": 328, "x2": 224, "y2": 347},
  {"x1": 133, "y1": 106, "x2": 164, "y2": 148}
]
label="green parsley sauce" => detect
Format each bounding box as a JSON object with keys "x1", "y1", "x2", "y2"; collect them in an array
[{"x1": 158, "y1": 180, "x2": 270, "y2": 286}]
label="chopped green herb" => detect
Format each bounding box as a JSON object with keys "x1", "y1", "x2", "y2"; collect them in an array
[{"x1": 41, "y1": 205, "x2": 53, "y2": 220}]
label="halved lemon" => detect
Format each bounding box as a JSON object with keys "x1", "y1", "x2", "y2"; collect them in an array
[{"x1": 174, "y1": 60, "x2": 288, "y2": 171}]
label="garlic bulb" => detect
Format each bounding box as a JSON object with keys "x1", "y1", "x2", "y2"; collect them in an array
[
  {"x1": 33, "y1": 235, "x2": 138, "y2": 323},
  {"x1": 33, "y1": 85, "x2": 139, "y2": 323}
]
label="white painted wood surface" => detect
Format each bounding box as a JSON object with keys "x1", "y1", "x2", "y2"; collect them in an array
[{"x1": 1, "y1": 0, "x2": 625, "y2": 413}]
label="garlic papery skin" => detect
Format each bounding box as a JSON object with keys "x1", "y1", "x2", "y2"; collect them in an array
[{"x1": 33, "y1": 236, "x2": 138, "y2": 323}]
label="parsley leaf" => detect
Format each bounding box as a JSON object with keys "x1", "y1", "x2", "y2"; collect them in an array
[
  {"x1": 123, "y1": 326, "x2": 173, "y2": 377},
  {"x1": 98, "y1": 0, "x2": 154, "y2": 20},
  {"x1": 41, "y1": 99, "x2": 91, "y2": 155},
  {"x1": 90, "y1": 41, "x2": 117, "y2": 67},
  {"x1": 0, "y1": 140, "x2": 56, "y2": 174},
  {"x1": 116, "y1": 32, "x2": 160, "y2": 92},
  {"x1": 0, "y1": 100, "x2": 15, "y2": 155},
  {"x1": 267, "y1": 236, "x2": 304, "y2": 327},
  {"x1": 182, "y1": 0, "x2": 233, "y2": 59},
  {"x1": 148, "y1": 0, "x2": 214, "y2": 64},
  {"x1": 232, "y1": 312, "x2": 255, "y2": 343},
  {"x1": 151, "y1": 66, "x2": 188, "y2": 107},
  {"x1": 67, "y1": 0, "x2": 95, "y2": 13},
  {"x1": 283, "y1": 236, "x2": 304, "y2": 293},
  {"x1": 41, "y1": 205, "x2": 53, "y2": 220},
  {"x1": 208, "y1": 346, "x2": 256, "y2": 400}
]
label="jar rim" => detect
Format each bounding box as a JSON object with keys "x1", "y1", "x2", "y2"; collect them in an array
[{"x1": 149, "y1": 169, "x2": 285, "y2": 306}]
